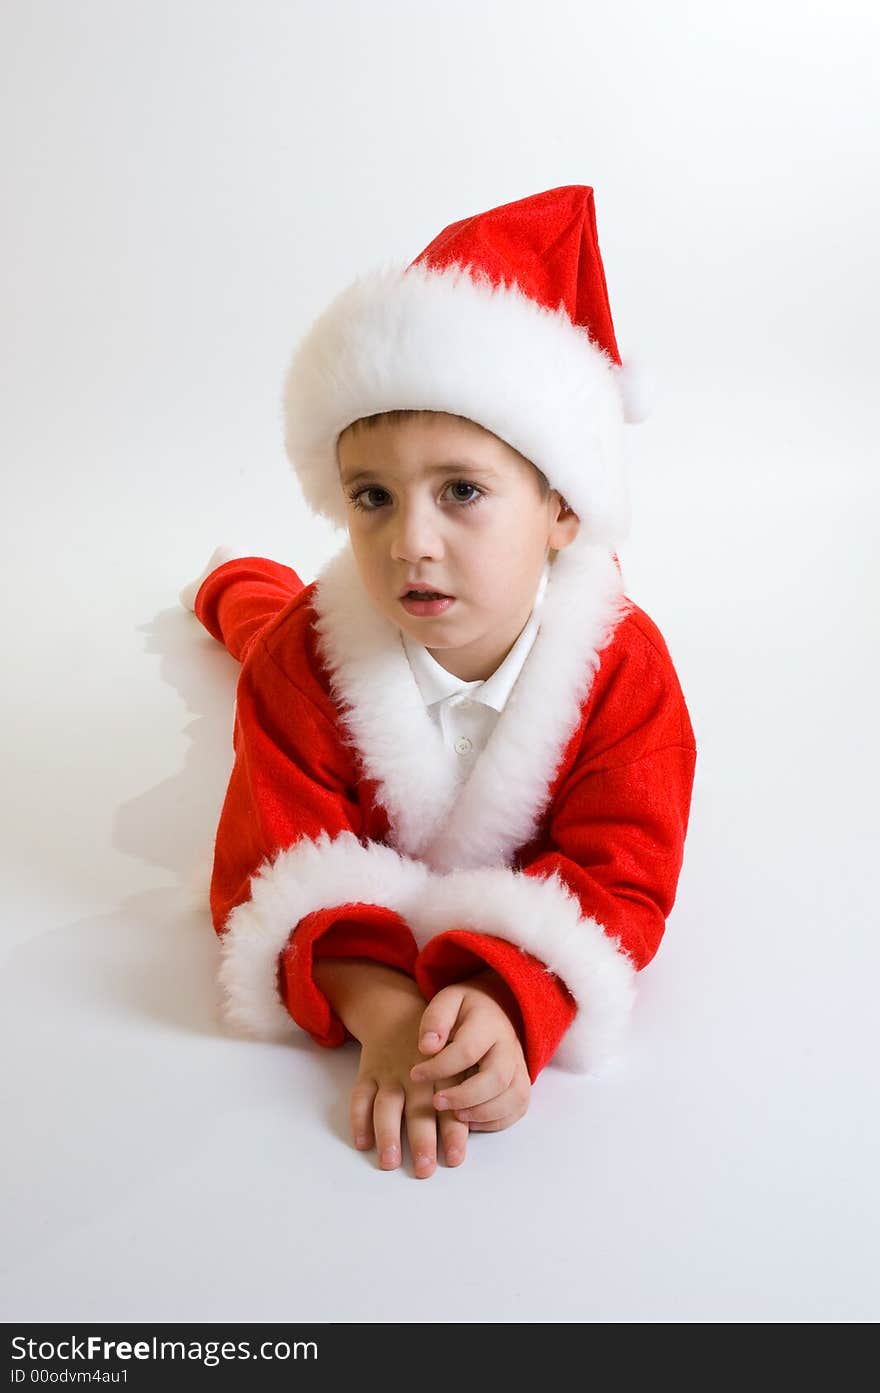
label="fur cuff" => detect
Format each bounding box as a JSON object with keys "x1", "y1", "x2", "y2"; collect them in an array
[
  {"x1": 407, "y1": 867, "x2": 637, "y2": 1074},
  {"x1": 218, "y1": 831, "x2": 430, "y2": 1037}
]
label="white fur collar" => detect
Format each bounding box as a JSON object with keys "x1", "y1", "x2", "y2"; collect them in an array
[{"x1": 311, "y1": 540, "x2": 630, "y2": 871}]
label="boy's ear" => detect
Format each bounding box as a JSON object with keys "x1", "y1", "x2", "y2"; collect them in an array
[{"x1": 550, "y1": 492, "x2": 581, "y2": 552}]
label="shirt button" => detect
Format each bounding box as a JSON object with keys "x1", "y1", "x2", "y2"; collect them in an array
[{"x1": 454, "y1": 736, "x2": 474, "y2": 755}]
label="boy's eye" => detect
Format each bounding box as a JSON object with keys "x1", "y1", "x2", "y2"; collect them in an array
[
  {"x1": 448, "y1": 481, "x2": 480, "y2": 503},
  {"x1": 346, "y1": 481, "x2": 483, "y2": 511},
  {"x1": 352, "y1": 486, "x2": 389, "y2": 509}
]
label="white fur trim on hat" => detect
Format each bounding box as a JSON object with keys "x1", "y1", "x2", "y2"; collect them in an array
[
  {"x1": 282, "y1": 259, "x2": 632, "y2": 548},
  {"x1": 615, "y1": 354, "x2": 654, "y2": 425}
]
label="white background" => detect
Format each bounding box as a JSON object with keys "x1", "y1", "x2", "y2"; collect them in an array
[{"x1": 2, "y1": 0, "x2": 878, "y2": 1324}]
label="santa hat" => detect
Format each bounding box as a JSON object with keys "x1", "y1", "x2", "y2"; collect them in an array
[{"x1": 282, "y1": 185, "x2": 649, "y2": 548}]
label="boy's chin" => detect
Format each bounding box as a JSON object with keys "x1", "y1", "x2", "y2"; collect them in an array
[{"x1": 394, "y1": 609, "x2": 466, "y2": 645}]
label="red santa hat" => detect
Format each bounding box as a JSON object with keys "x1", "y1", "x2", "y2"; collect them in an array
[{"x1": 282, "y1": 185, "x2": 650, "y2": 547}]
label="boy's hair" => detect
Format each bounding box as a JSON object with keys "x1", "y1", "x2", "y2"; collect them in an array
[{"x1": 343, "y1": 409, "x2": 553, "y2": 500}]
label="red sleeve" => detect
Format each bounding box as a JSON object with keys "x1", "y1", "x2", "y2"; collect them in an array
[
  {"x1": 210, "y1": 633, "x2": 425, "y2": 1045},
  {"x1": 195, "y1": 556, "x2": 307, "y2": 665},
  {"x1": 415, "y1": 932, "x2": 575, "y2": 1084},
  {"x1": 280, "y1": 906, "x2": 419, "y2": 1048},
  {"x1": 412, "y1": 618, "x2": 697, "y2": 1079}
]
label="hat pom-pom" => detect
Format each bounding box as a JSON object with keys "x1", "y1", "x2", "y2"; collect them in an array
[{"x1": 616, "y1": 354, "x2": 653, "y2": 424}]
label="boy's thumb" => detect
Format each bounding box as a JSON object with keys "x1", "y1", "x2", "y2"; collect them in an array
[{"x1": 418, "y1": 989, "x2": 460, "y2": 1053}]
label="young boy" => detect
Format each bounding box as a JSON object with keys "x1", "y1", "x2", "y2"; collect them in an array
[{"x1": 181, "y1": 185, "x2": 697, "y2": 1180}]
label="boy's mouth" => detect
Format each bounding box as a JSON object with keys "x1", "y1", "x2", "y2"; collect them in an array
[{"x1": 399, "y1": 588, "x2": 456, "y2": 617}]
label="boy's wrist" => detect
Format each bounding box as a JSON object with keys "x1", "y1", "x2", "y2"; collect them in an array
[
  {"x1": 312, "y1": 956, "x2": 423, "y2": 1042},
  {"x1": 465, "y1": 966, "x2": 524, "y2": 1042}
]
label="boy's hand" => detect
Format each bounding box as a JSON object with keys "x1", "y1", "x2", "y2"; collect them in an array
[
  {"x1": 409, "y1": 970, "x2": 531, "y2": 1132},
  {"x1": 353, "y1": 1003, "x2": 471, "y2": 1178},
  {"x1": 312, "y1": 956, "x2": 471, "y2": 1178}
]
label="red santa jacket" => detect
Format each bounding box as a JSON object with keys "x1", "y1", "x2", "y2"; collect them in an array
[{"x1": 194, "y1": 540, "x2": 697, "y2": 1082}]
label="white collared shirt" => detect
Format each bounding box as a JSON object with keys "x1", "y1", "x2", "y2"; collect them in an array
[{"x1": 401, "y1": 562, "x2": 549, "y2": 773}]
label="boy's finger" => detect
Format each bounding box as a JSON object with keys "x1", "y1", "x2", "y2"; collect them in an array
[
  {"x1": 454, "y1": 1087, "x2": 528, "y2": 1124},
  {"x1": 432, "y1": 1071, "x2": 507, "y2": 1113},
  {"x1": 409, "y1": 1030, "x2": 485, "y2": 1085},
  {"x1": 373, "y1": 1086, "x2": 406, "y2": 1170},
  {"x1": 430, "y1": 1044, "x2": 516, "y2": 1111},
  {"x1": 438, "y1": 1106, "x2": 469, "y2": 1168},
  {"x1": 404, "y1": 1094, "x2": 440, "y2": 1180},
  {"x1": 350, "y1": 1077, "x2": 378, "y2": 1150},
  {"x1": 434, "y1": 1073, "x2": 468, "y2": 1166},
  {"x1": 466, "y1": 1115, "x2": 522, "y2": 1133},
  {"x1": 416, "y1": 987, "x2": 464, "y2": 1055}
]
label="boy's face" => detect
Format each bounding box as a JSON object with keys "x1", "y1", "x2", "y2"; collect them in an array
[{"x1": 336, "y1": 411, "x2": 579, "y2": 681}]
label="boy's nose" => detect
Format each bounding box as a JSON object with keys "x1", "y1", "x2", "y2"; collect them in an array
[{"x1": 390, "y1": 506, "x2": 443, "y2": 562}]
